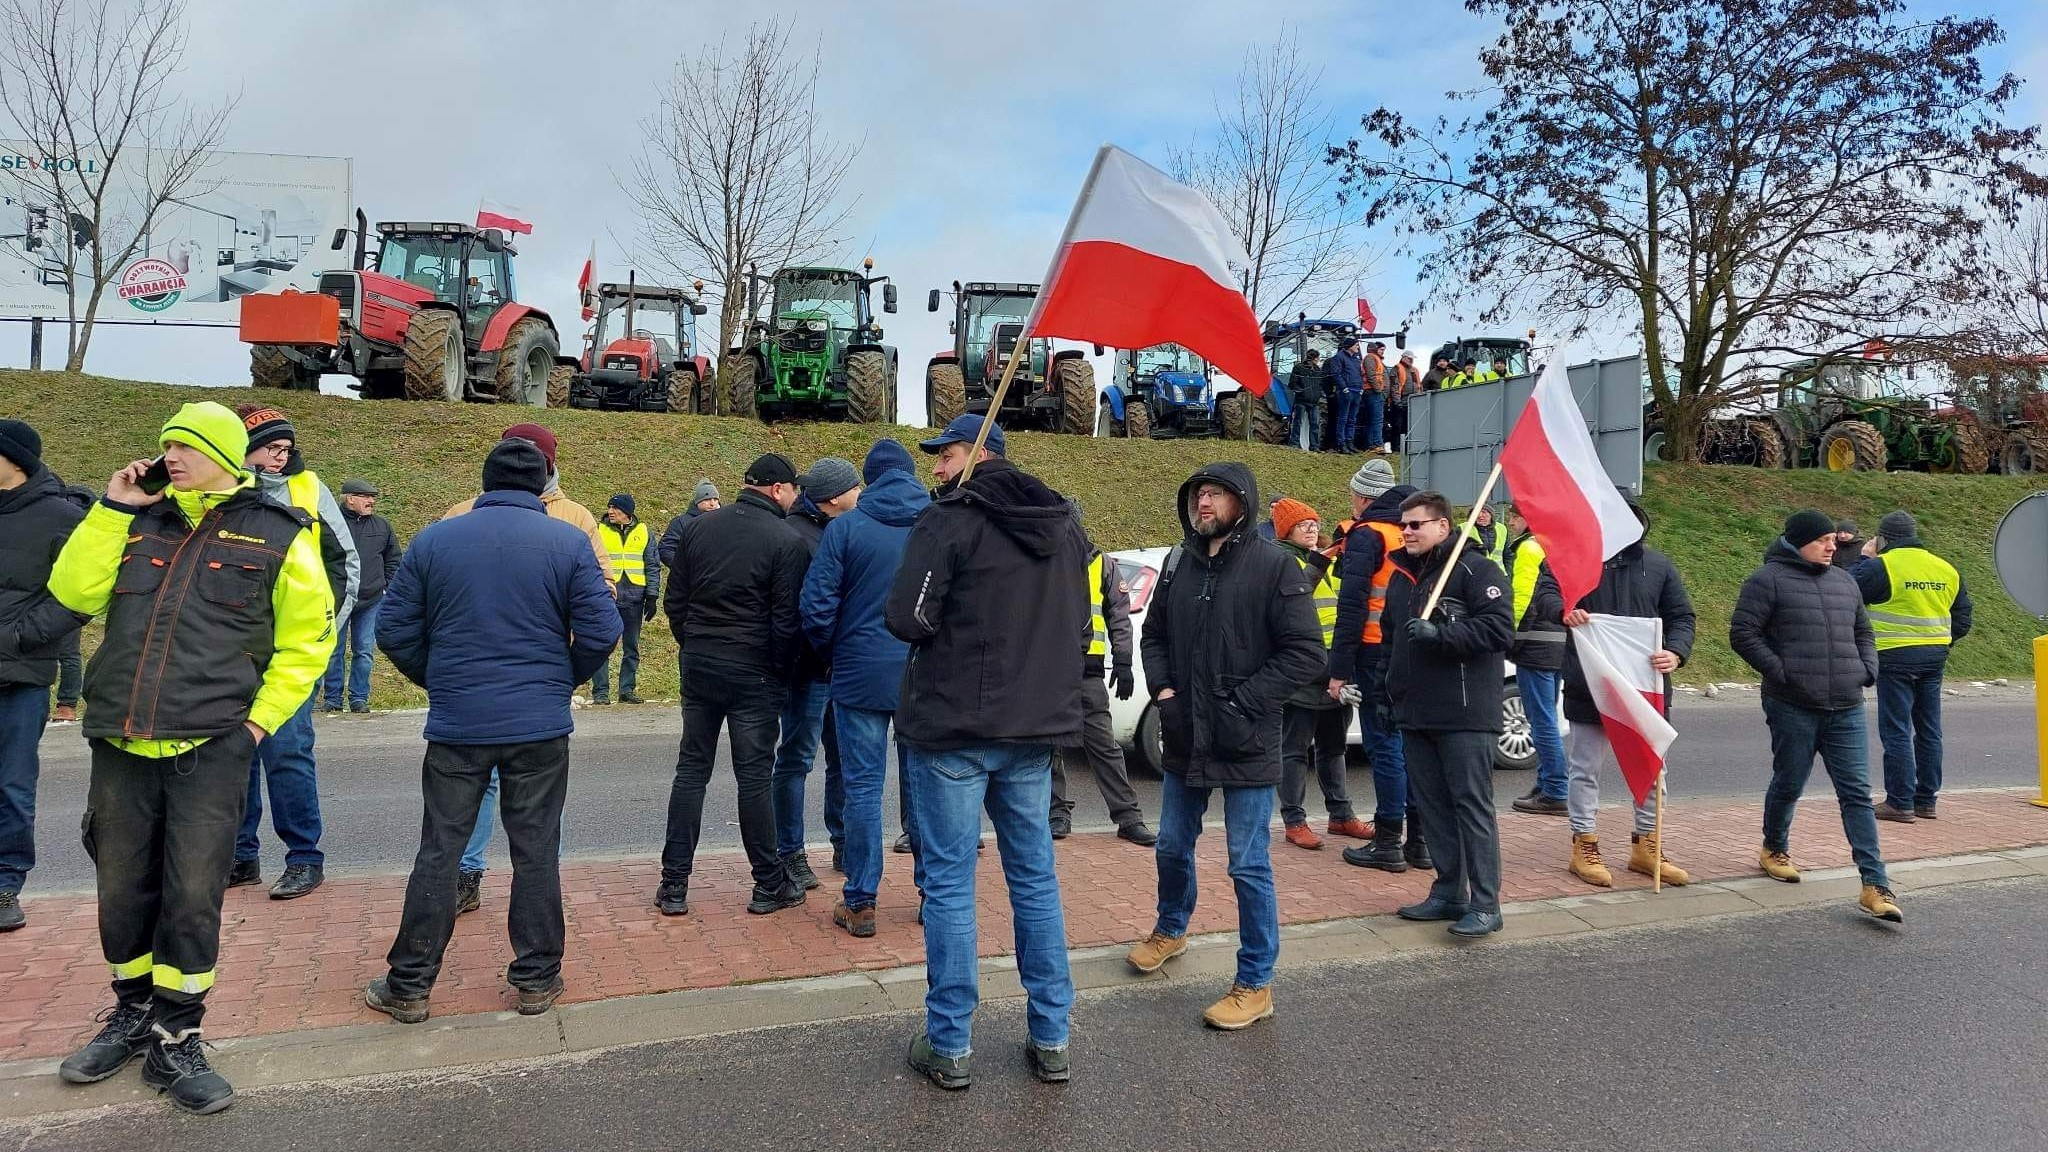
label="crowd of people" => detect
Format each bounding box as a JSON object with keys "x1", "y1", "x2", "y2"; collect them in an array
[
  {"x1": 1284, "y1": 337, "x2": 1513, "y2": 454},
  {"x1": 0, "y1": 401, "x2": 1974, "y2": 1109}
]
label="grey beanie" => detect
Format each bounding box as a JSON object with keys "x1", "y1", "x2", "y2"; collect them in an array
[
  {"x1": 691, "y1": 478, "x2": 720, "y2": 506},
  {"x1": 797, "y1": 456, "x2": 860, "y2": 502},
  {"x1": 1878, "y1": 509, "x2": 1917, "y2": 543},
  {"x1": 1349, "y1": 457, "x2": 1396, "y2": 499}
]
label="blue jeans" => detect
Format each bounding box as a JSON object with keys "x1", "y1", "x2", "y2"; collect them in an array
[
  {"x1": 772, "y1": 679, "x2": 831, "y2": 859},
  {"x1": 1518, "y1": 666, "x2": 1568, "y2": 801},
  {"x1": 1761, "y1": 695, "x2": 1889, "y2": 888},
  {"x1": 1154, "y1": 772, "x2": 1279, "y2": 988},
  {"x1": 836, "y1": 705, "x2": 921, "y2": 909},
  {"x1": 590, "y1": 595, "x2": 644, "y2": 701},
  {"x1": 1877, "y1": 655, "x2": 1945, "y2": 809},
  {"x1": 238, "y1": 696, "x2": 324, "y2": 867},
  {"x1": 1333, "y1": 389, "x2": 1361, "y2": 450},
  {"x1": 907, "y1": 743, "x2": 1071, "y2": 1059},
  {"x1": 322, "y1": 597, "x2": 378, "y2": 709},
  {"x1": 1354, "y1": 657, "x2": 1406, "y2": 823},
  {"x1": 0, "y1": 683, "x2": 49, "y2": 892},
  {"x1": 1290, "y1": 393, "x2": 1322, "y2": 451},
  {"x1": 1359, "y1": 389, "x2": 1385, "y2": 450},
  {"x1": 462, "y1": 769, "x2": 498, "y2": 873}
]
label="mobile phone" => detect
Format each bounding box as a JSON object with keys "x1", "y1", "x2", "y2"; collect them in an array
[{"x1": 139, "y1": 456, "x2": 172, "y2": 495}]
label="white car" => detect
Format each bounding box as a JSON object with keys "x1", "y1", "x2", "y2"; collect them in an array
[{"x1": 1106, "y1": 547, "x2": 1542, "y2": 775}]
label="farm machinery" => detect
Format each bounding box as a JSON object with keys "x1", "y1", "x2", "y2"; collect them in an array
[
  {"x1": 726, "y1": 261, "x2": 899, "y2": 423},
  {"x1": 561, "y1": 274, "x2": 713, "y2": 413},
  {"x1": 1097, "y1": 344, "x2": 1218, "y2": 439},
  {"x1": 924, "y1": 280, "x2": 1095, "y2": 434}
]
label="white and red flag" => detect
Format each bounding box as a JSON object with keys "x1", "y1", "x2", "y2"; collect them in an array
[
  {"x1": 1572, "y1": 614, "x2": 1676, "y2": 805},
  {"x1": 578, "y1": 243, "x2": 597, "y2": 322},
  {"x1": 1025, "y1": 144, "x2": 1271, "y2": 394},
  {"x1": 1498, "y1": 354, "x2": 1644, "y2": 608},
  {"x1": 1356, "y1": 297, "x2": 1378, "y2": 331},
  {"x1": 476, "y1": 199, "x2": 534, "y2": 235}
]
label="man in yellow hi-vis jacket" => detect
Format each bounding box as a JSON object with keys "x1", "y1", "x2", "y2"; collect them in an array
[{"x1": 47, "y1": 401, "x2": 333, "y2": 1115}]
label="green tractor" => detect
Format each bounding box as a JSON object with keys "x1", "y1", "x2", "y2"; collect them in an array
[
  {"x1": 725, "y1": 260, "x2": 900, "y2": 423},
  {"x1": 924, "y1": 280, "x2": 1096, "y2": 434},
  {"x1": 1750, "y1": 359, "x2": 1991, "y2": 473}
]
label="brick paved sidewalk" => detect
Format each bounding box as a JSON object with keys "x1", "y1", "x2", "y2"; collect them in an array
[{"x1": 1, "y1": 789, "x2": 2041, "y2": 1063}]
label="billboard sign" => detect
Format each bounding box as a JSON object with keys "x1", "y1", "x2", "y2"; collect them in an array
[
  {"x1": 1402, "y1": 354, "x2": 1646, "y2": 505},
  {"x1": 0, "y1": 145, "x2": 352, "y2": 324}
]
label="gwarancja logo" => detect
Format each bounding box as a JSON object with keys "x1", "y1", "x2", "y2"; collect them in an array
[{"x1": 118, "y1": 257, "x2": 186, "y2": 313}]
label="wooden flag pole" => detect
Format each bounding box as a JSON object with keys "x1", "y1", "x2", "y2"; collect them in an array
[
  {"x1": 957, "y1": 333, "x2": 1033, "y2": 486},
  {"x1": 1420, "y1": 461, "x2": 1504, "y2": 620},
  {"x1": 1653, "y1": 769, "x2": 1666, "y2": 894}
]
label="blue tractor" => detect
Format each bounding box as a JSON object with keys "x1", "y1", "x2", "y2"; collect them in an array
[
  {"x1": 1097, "y1": 343, "x2": 1221, "y2": 438},
  {"x1": 1260, "y1": 316, "x2": 1411, "y2": 448}
]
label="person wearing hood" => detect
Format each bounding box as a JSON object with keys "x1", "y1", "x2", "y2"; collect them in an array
[
  {"x1": 1730, "y1": 510, "x2": 1901, "y2": 923},
  {"x1": 0, "y1": 420, "x2": 90, "y2": 932},
  {"x1": 591, "y1": 493, "x2": 661, "y2": 706},
  {"x1": 1127, "y1": 461, "x2": 1324, "y2": 1032},
  {"x1": 1269, "y1": 498, "x2": 1369, "y2": 851},
  {"x1": 802, "y1": 439, "x2": 930, "y2": 938},
  {"x1": 1534, "y1": 494, "x2": 1695, "y2": 889},
  {"x1": 1830, "y1": 520, "x2": 1863, "y2": 570},
  {"x1": 1854, "y1": 509, "x2": 1972, "y2": 822},
  {"x1": 48, "y1": 401, "x2": 333, "y2": 1114},
  {"x1": 885, "y1": 415, "x2": 1087, "y2": 1089},
  {"x1": 323, "y1": 479, "x2": 400, "y2": 714},
  {"x1": 229, "y1": 404, "x2": 360, "y2": 903},
  {"x1": 1048, "y1": 497, "x2": 1156, "y2": 847},
  {"x1": 657, "y1": 478, "x2": 722, "y2": 569}
]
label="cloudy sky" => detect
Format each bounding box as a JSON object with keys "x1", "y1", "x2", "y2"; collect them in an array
[{"x1": 6, "y1": 0, "x2": 2044, "y2": 424}]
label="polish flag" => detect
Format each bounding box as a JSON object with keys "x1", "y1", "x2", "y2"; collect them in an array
[
  {"x1": 476, "y1": 199, "x2": 534, "y2": 235},
  {"x1": 1356, "y1": 297, "x2": 1377, "y2": 331},
  {"x1": 1498, "y1": 354, "x2": 1643, "y2": 608},
  {"x1": 578, "y1": 243, "x2": 597, "y2": 322},
  {"x1": 1025, "y1": 145, "x2": 1270, "y2": 395},
  {"x1": 1572, "y1": 614, "x2": 1676, "y2": 806}
]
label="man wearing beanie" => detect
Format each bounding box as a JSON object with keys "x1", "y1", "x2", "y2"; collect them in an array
[
  {"x1": 0, "y1": 420, "x2": 90, "y2": 932},
  {"x1": 660, "y1": 453, "x2": 811, "y2": 917},
  {"x1": 592, "y1": 493, "x2": 661, "y2": 706},
  {"x1": 1730, "y1": 509, "x2": 1902, "y2": 922},
  {"x1": 48, "y1": 401, "x2": 334, "y2": 1113},
  {"x1": 1270, "y1": 498, "x2": 1369, "y2": 850},
  {"x1": 367, "y1": 439, "x2": 619, "y2": 1029},
  {"x1": 1830, "y1": 519, "x2": 1863, "y2": 571},
  {"x1": 1854, "y1": 509, "x2": 1972, "y2": 822},
  {"x1": 657, "y1": 478, "x2": 723, "y2": 569},
  {"x1": 228, "y1": 403, "x2": 359, "y2": 902}
]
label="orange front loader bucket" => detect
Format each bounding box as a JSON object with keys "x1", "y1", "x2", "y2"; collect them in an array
[{"x1": 240, "y1": 291, "x2": 340, "y2": 347}]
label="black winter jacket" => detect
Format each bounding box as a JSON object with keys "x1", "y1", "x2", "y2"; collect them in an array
[
  {"x1": 664, "y1": 488, "x2": 808, "y2": 682},
  {"x1": 1729, "y1": 538, "x2": 1876, "y2": 711},
  {"x1": 1381, "y1": 536, "x2": 1514, "y2": 733},
  {"x1": 1537, "y1": 541, "x2": 1694, "y2": 724},
  {"x1": 1140, "y1": 462, "x2": 1326, "y2": 787},
  {"x1": 342, "y1": 508, "x2": 401, "y2": 604},
  {"x1": 780, "y1": 496, "x2": 832, "y2": 683},
  {"x1": 886, "y1": 457, "x2": 1089, "y2": 750},
  {"x1": 1330, "y1": 485, "x2": 1415, "y2": 675},
  {"x1": 0, "y1": 467, "x2": 89, "y2": 688}
]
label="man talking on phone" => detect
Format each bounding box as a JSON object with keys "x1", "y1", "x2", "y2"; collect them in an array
[{"x1": 46, "y1": 401, "x2": 334, "y2": 1115}]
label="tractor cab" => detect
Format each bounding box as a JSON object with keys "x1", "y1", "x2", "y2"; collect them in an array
[
  {"x1": 1429, "y1": 334, "x2": 1534, "y2": 380},
  {"x1": 370, "y1": 223, "x2": 517, "y2": 342},
  {"x1": 568, "y1": 277, "x2": 714, "y2": 414},
  {"x1": 922, "y1": 280, "x2": 1092, "y2": 434},
  {"x1": 1100, "y1": 343, "x2": 1217, "y2": 439},
  {"x1": 1267, "y1": 318, "x2": 1364, "y2": 387},
  {"x1": 952, "y1": 283, "x2": 1046, "y2": 390},
  {"x1": 727, "y1": 260, "x2": 899, "y2": 423}
]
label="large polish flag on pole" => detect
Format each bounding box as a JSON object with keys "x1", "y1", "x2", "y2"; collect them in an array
[
  {"x1": 1573, "y1": 614, "x2": 1677, "y2": 805},
  {"x1": 1498, "y1": 354, "x2": 1643, "y2": 608},
  {"x1": 1024, "y1": 144, "x2": 1272, "y2": 395}
]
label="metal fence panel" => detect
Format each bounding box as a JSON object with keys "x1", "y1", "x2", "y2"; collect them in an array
[{"x1": 1401, "y1": 355, "x2": 1644, "y2": 505}]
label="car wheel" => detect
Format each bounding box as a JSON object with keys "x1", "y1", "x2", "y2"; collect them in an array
[
  {"x1": 1495, "y1": 679, "x2": 1537, "y2": 771},
  {"x1": 1132, "y1": 702, "x2": 1164, "y2": 777}
]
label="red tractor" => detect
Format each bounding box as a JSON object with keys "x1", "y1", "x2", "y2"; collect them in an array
[
  {"x1": 239, "y1": 211, "x2": 562, "y2": 404},
  {"x1": 560, "y1": 274, "x2": 715, "y2": 412}
]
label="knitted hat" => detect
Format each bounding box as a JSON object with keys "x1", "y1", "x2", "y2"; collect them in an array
[
  {"x1": 159, "y1": 402, "x2": 249, "y2": 478},
  {"x1": 691, "y1": 478, "x2": 720, "y2": 507},
  {"x1": 482, "y1": 440, "x2": 548, "y2": 495},
  {"x1": 0, "y1": 419, "x2": 41, "y2": 473},
  {"x1": 862, "y1": 438, "x2": 914, "y2": 482},
  {"x1": 235, "y1": 404, "x2": 296, "y2": 454},
  {"x1": 1349, "y1": 457, "x2": 1396, "y2": 499},
  {"x1": 744, "y1": 452, "x2": 798, "y2": 486},
  {"x1": 1271, "y1": 497, "x2": 1319, "y2": 542},
  {"x1": 1834, "y1": 518, "x2": 1858, "y2": 536},
  {"x1": 608, "y1": 492, "x2": 635, "y2": 517},
  {"x1": 1878, "y1": 510, "x2": 1917, "y2": 543},
  {"x1": 1783, "y1": 508, "x2": 1836, "y2": 549},
  {"x1": 501, "y1": 422, "x2": 557, "y2": 469},
  {"x1": 797, "y1": 456, "x2": 860, "y2": 502}
]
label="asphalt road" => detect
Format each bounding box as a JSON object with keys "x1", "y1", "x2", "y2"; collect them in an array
[
  {"x1": 14, "y1": 876, "x2": 2046, "y2": 1151},
  {"x1": 24, "y1": 687, "x2": 2040, "y2": 893}
]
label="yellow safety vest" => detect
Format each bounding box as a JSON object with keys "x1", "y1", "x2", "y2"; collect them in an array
[
  {"x1": 1086, "y1": 552, "x2": 1108, "y2": 658},
  {"x1": 1510, "y1": 534, "x2": 1545, "y2": 624},
  {"x1": 604, "y1": 521, "x2": 649, "y2": 586},
  {"x1": 1311, "y1": 562, "x2": 1341, "y2": 648},
  {"x1": 1871, "y1": 547, "x2": 1960, "y2": 650},
  {"x1": 284, "y1": 470, "x2": 323, "y2": 551}
]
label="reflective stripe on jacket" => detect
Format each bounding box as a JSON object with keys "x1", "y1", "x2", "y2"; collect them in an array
[
  {"x1": 1360, "y1": 520, "x2": 1402, "y2": 644},
  {"x1": 1086, "y1": 551, "x2": 1107, "y2": 658},
  {"x1": 1870, "y1": 547, "x2": 1960, "y2": 650}
]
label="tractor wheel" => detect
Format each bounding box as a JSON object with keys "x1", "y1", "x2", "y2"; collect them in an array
[
  {"x1": 402, "y1": 310, "x2": 464, "y2": 402},
  {"x1": 251, "y1": 346, "x2": 316, "y2": 390},
  {"x1": 845, "y1": 350, "x2": 890, "y2": 424},
  {"x1": 1123, "y1": 398, "x2": 1152, "y2": 440},
  {"x1": 667, "y1": 368, "x2": 699, "y2": 414},
  {"x1": 1057, "y1": 357, "x2": 1096, "y2": 436},
  {"x1": 545, "y1": 365, "x2": 571, "y2": 409},
  {"x1": 1931, "y1": 421, "x2": 1990, "y2": 474},
  {"x1": 725, "y1": 356, "x2": 759, "y2": 419},
  {"x1": 1819, "y1": 419, "x2": 1886, "y2": 472},
  {"x1": 2003, "y1": 426, "x2": 2048, "y2": 474},
  {"x1": 1218, "y1": 392, "x2": 1250, "y2": 441},
  {"x1": 493, "y1": 317, "x2": 558, "y2": 406},
  {"x1": 1748, "y1": 419, "x2": 1787, "y2": 469},
  {"x1": 927, "y1": 363, "x2": 966, "y2": 429},
  {"x1": 1250, "y1": 388, "x2": 1288, "y2": 445}
]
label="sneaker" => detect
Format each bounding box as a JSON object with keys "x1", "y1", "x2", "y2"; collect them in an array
[
  {"x1": 50, "y1": 704, "x2": 77, "y2": 724},
  {"x1": 1202, "y1": 983, "x2": 1274, "y2": 1030},
  {"x1": 1874, "y1": 801, "x2": 1917, "y2": 823},
  {"x1": 1759, "y1": 847, "x2": 1800, "y2": 883},
  {"x1": 746, "y1": 881, "x2": 805, "y2": 915},
  {"x1": 1116, "y1": 821, "x2": 1158, "y2": 847},
  {"x1": 591, "y1": 696, "x2": 612, "y2": 706},
  {"x1": 1448, "y1": 909, "x2": 1505, "y2": 937},
  {"x1": 1049, "y1": 814, "x2": 1072, "y2": 840},
  {"x1": 619, "y1": 692, "x2": 645, "y2": 705},
  {"x1": 1327, "y1": 816, "x2": 1373, "y2": 840},
  {"x1": 892, "y1": 832, "x2": 913, "y2": 854},
  {"x1": 456, "y1": 869, "x2": 483, "y2": 915},
  {"x1": 1627, "y1": 833, "x2": 1690, "y2": 886},
  {"x1": 58, "y1": 1002, "x2": 152, "y2": 1083},
  {"x1": 1026, "y1": 1042, "x2": 1071, "y2": 1084},
  {"x1": 516, "y1": 977, "x2": 565, "y2": 1015},
  {"x1": 141, "y1": 1029, "x2": 234, "y2": 1114},
  {"x1": 268, "y1": 863, "x2": 323, "y2": 900},
  {"x1": 363, "y1": 977, "x2": 429, "y2": 1024},
  {"x1": 0, "y1": 890, "x2": 21, "y2": 932},
  {"x1": 1569, "y1": 833, "x2": 1613, "y2": 887},
  {"x1": 1914, "y1": 801, "x2": 1937, "y2": 820},
  {"x1": 1512, "y1": 794, "x2": 1569, "y2": 815},
  {"x1": 833, "y1": 901, "x2": 877, "y2": 938},
  {"x1": 225, "y1": 858, "x2": 261, "y2": 888},
  {"x1": 907, "y1": 1033, "x2": 970, "y2": 1090},
  {"x1": 1283, "y1": 822, "x2": 1323, "y2": 850},
  {"x1": 1859, "y1": 884, "x2": 1904, "y2": 923},
  {"x1": 656, "y1": 881, "x2": 689, "y2": 916},
  {"x1": 782, "y1": 852, "x2": 821, "y2": 892},
  {"x1": 318, "y1": 703, "x2": 342, "y2": 714},
  {"x1": 1126, "y1": 930, "x2": 1188, "y2": 973}
]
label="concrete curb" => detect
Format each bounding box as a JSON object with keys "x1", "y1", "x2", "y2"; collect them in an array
[{"x1": 5, "y1": 846, "x2": 2044, "y2": 1121}]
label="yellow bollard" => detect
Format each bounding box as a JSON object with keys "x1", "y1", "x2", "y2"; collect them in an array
[{"x1": 2035, "y1": 636, "x2": 2048, "y2": 809}]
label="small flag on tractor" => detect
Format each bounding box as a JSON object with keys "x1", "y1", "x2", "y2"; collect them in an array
[
  {"x1": 476, "y1": 199, "x2": 533, "y2": 235},
  {"x1": 1356, "y1": 297, "x2": 1377, "y2": 332},
  {"x1": 578, "y1": 243, "x2": 596, "y2": 322}
]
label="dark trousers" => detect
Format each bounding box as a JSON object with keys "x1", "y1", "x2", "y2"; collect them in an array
[
  {"x1": 56, "y1": 631, "x2": 81, "y2": 707},
  {"x1": 1280, "y1": 703, "x2": 1355, "y2": 826},
  {"x1": 661, "y1": 659, "x2": 783, "y2": 890},
  {"x1": 86, "y1": 731, "x2": 255, "y2": 1032},
  {"x1": 1051, "y1": 677, "x2": 1142, "y2": 827},
  {"x1": 1877, "y1": 654, "x2": 1946, "y2": 809},
  {"x1": 0, "y1": 683, "x2": 48, "y2": 892},
  {"x1": 592, "y1": 598, "x2": 643, "y2": 700},
  {"x1": 1403, "y1": 729, "x2": 1501, "y2": 914},
  {"x1": 385, "y1": 736, "x2": 570, "y2": 999},
  {"x1": 1386, "y1": 399, "x2": 1407, "y2": 451}
]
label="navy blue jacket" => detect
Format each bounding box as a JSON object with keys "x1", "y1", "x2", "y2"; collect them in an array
[
  {"x1": 1328, "y1": 348, "x2": 1365, "y2": 392},
  {"x1": 801, "y1": 466, "x2": 931, "y2": 712},
  {"x1": 379, "y1": 490, "x2": 621, "y2": 744}
]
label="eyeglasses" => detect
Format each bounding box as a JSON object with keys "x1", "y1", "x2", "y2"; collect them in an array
[
  {"x1": 252, "y1": 442, "x2": 292, "y2": 458},
  {"x1": 1398, "y1": 517, "x2": 1445, "y2": 531}
]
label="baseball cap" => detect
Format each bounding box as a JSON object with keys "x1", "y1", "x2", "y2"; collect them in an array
[
  {"x1": 743, "y1": 452, "x2": 799, "y2": 486},
  {"x1": 919, "y1": 413, "x2": 1005, "y2": 457}
]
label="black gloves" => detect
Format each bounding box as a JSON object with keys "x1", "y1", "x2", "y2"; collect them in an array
[
  {"x1": 1112, "y1": 665, "x2": 1135, "y2": 701},
  {"x1": 643, "y1": 598, "x2": 659, "y2": 622},
  {"x1": 1405, "y1": 617, "x2": 1441, "y2": 646}
]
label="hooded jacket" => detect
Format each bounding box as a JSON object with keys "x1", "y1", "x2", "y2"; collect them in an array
[
  {"x1": 886, "y1": 456, "x2": 1089, "y2": 749},
  {"x1": 1536, "y1": 511, "x2": 1694, "y2": 724},
  {"x1": 1730, "y1": 538, "x2": 1877, "y2": 710},
  {"x1": 1380, "y1": 532, "x2": 1514, "y2": 733},
  {"x1": 1139, "y1": 462, "x2": 1325, "y2": 787},
  {"x1": 664, "y1": 488, "x2": 809, "y2": 682},
  {"x1": 0, "y1": 466, "x2": 89, "y2": 688},
  {"x1": 802, "y1": 445, "x2": 931, "y2": 713},
  {"x1": 1330, "y1": 484, "x2": 1415, "y2": 675}
]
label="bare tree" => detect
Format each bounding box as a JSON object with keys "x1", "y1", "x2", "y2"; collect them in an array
[
  {"x1": 621, "y1": 20, "x2": 859, "y2": 372},
  {"x1": 1168, "y1": 30, "x2": 1364, "y2": 324},
  {"x1": 0, "y1": 0, "x2": 231, "y2": 371}
]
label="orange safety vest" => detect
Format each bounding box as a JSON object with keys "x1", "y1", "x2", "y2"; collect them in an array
[
  {"x1": 1336, "y1": 519, "x2": 1406, "y2": 645},
  {"x1": 1390, "y1": 362, "x2": 1419, "y2": 396}
]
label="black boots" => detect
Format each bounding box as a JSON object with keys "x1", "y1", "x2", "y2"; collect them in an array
[
  {"x1": 782, "y1": 852, "x2": 821, "y2": 892},
  {"x1": 269, "y1": 863, "x2": 323, "y2": 900},
  {"x1": 456, "y1": 869, "x2": 483, "y2": 915},
  {"x1": 141, "y1": 1028, "x2": 234, "y2": 1114},
  {"x1": 58, "y1": 1002, "x2": 153, "y2": 1083},
  {"x1": 1342, "y1": 819, "x2": 1409, "y2": 872},
  {"x1": 1405, "y1": 825, "x2": 1434, "y2": 872}
]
